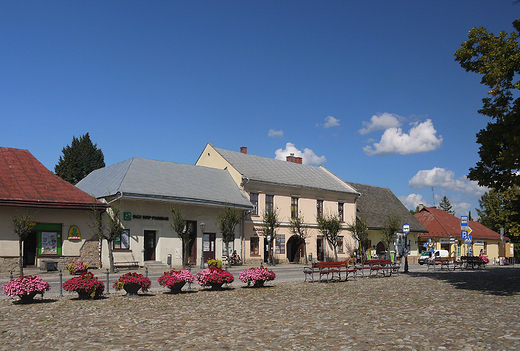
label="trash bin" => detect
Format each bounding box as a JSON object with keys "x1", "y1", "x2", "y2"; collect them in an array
[{"x1": 308, "y1": 253, "x2": 313, "y2": 263}]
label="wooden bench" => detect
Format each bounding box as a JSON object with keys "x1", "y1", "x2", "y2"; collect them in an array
[
  {"x1": 358, "y1": 259, "x2": 394, "y2": 277},
  {"x1": 461, "y1": 256, "x2": 486, "y2": 269},
  {"x1": 114, "y1": 261, "x2": 139, "y2": 269},
  {"x1": 427, "y1": 257, "x2": 463, "y2": 271},
  {"x1": 303, "y1": 261, "x2": 357, "y2": 282}
]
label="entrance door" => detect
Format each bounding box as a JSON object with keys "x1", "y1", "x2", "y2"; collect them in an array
[
  {"x1": 317, "y1": 236, "x2": 325, "y2": 262},
  {"x1": 287, "y1": 235, "x2": 304, "y2": 263},
  {"x1": 23, "y1": 231, "x2": 37, "y2": 267},
  {"x1": 144, "y1": 230, "x2": 156, "y2": 261},
  {"x1": 203, "y1": 233, "x2": 216, "y2": 262}
]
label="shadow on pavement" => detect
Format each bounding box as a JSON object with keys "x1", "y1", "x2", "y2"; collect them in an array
[{"x1": 407, "y1": 266, "x2": 520, "y2": 296}]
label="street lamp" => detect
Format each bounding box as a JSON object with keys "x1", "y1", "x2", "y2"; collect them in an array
[{"x1": 200, "y1": 221, "x2": 206, "y2": 269}]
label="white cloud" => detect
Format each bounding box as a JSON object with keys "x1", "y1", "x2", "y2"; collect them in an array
[
  {"x1": 274, "y1": 142, "x2": 326, "y2": 165},
  {"x1": 363, "y1": 119, "x2": 443, "y2": 155},
  {"x1": 358, "y1": 113, "x2": 402, "y2": 135},
  {"x1": 408, "y1": 167, "x2": 488, "y2": 197},
  {"x1": 399, "y1": 193, "x2": 429, "y2": 210},
  {"x1": 323, "y1": 116, "x2": 340, "y2": 128},
  {"x1": 268, "y1": 129, "x2": 284, "y2": 138}
]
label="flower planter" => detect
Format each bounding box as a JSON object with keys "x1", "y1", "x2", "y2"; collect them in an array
[
  {"x1": 253, "y1": 280, "x2": 265, "y2": 288},
  {"x1": 209, "y1": 283, "x2": 224, "y2": 290},
  {"x1": 123, "y1": 282, "x2": 142, "y2": 297},
  {"x1": 76, "y1": 290, "x2": 91, "y2": 300},
  {"x1": 19, "y1": 291, "x2": 39, "y2": 303},
  {"x1": 169, "y1": 281, "x2": 186, "y2": 294}
]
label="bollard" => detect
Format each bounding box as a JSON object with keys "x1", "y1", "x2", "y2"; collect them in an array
[
  {"x1": 9, "y1": 271, "x2": 13, "y2": 280},
  {"x1": 59, "y1": 270, "x2": 63, "y2": 297},
  {"x1": 146, "y1": 266, "x2": 149, "y2": 278},
  {"x1": 187, "y1": 265, "x2": 192, "y2": 290},
  {"x1": 106, "y1": 269, "x2": 110, "y2": 294}
]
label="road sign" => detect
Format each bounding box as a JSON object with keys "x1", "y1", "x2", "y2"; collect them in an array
[
  {"x1": 465, "y1": 235, "x2": 472, "y2": 244},
  {"x1": 461, "y1": 230, "x2": 468, "y2": 240},
  {"x1": 460, "y1": 216, "x2": 468, "y2": 228},
  {"x1": 402, "y1": 223, "x2": 410, "y2": 233}
]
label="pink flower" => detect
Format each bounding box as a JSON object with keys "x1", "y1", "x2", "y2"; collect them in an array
[
  {"x1": 2, "y1": 276, "x2": 50, "y2": 297},
  {"x1": 239, "y1": 267, "x2": 276, "y2": 286}
]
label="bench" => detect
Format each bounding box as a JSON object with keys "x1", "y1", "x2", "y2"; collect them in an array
[
  {"x1": 358, "y1": 259, "x2": 394, "y2": 278},
  {"x1": 303, "y1": 261, "x2": 357, "y2": 282},
  {"x1": 114, "y1": 261, "x2": 139, "y2": 269},
  {"x1": 461, "y1": 256, "x2": 486, "y2": 269}
]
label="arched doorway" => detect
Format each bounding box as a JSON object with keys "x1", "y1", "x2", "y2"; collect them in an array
[
  {"x1": 287, "y1": 235, "x2": 305, "y2": 263},
  {"x1": 376, "y1": 242, "x2": 386, "y2": 258}
]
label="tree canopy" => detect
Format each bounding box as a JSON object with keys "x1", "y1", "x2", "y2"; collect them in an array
[
  {"x1": 217, "y1": 206, "x2": 241, "y2": 256},
  {"x1": 477, "y1": 187, "x2": 520, "y2": 243},
  {"x1": 317, "y1": 213, "x2": 342, "y2": 262},
  {"x1": 55, "y1": 133, "x2": 105, "y2": 184},
  {"x1": 455, "y1": 20, "x2": 520, "y2": 191}
]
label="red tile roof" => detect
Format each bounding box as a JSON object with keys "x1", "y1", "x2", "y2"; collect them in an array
[
  {"x1": 414, "y1": 207, "x2": 505, "y2": 241},
  {"x1": 0, "y1": 147, "x2": 104, "y2": 209}
]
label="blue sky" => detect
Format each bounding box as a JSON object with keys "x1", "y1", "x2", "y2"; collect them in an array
[{"x1": 2, "y1": 1, "x2": 519, "y2": 217}]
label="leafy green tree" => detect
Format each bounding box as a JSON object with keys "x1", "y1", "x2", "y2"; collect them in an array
[
  {"x1": 288, "y1": 211, "x2": 309, "y2": 264},
  {"x1": 345, "y1": 213, "x2": 368, "y2": 258},
  {"x1": 477, "y1": 187, "x2": 520, "y2": 243},
  {"x1": 439, "y1": 196, "x2": 456, "y2": 215},
  {"x1": 169, "y1": 205, "x2": 192, "y2": 268},
  {"x1": 217, "y1": 206, "x2": 241, "y2": 260},
  {"x1": 12, "y1": 211, "x2": 35, "y2": 276},
  {"x1": 455, "y1": 21, "x2": 520, "y2": 191},
  {"x1": 262, "y1": 208, "x2": 280, "y2": 265},
  {"x1": 55, "y1": 133, "x2": 105, "y2": 184},
  {"x1": 381, "y1": 212, "x2": 401, "y2": 258},
  {"x1": 317, "y1": 213, "x2": 342, "y2": 262}
]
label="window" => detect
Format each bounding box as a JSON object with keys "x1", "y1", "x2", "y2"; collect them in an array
[
  {"x1": 266, "y1": 194, "x2": 274, "y2": 213},
  {"x1": 250, "y1": 237, "x2": 260, "y2": 256},
  {"x1": 337, "y1": 236, "x2": 344, "y2": 253},
  {"x1": 291, "y1": 197, "x2": 299, "y2": 218},
  {"x1": 250, "y1": 193, "x2": 258, "y2": 215},
  {"x1": 338, "y1": 203, "x2": 344, "y2": 221},
  {"x1": 275, "y1": 234, "x2": 286, "y2": 254},
  {"x1": 114, "y1": 229, "x2": 130, "y2": 250},
  {"x1": 317, "y1": 200, "x2": 324, "y2": 219}
]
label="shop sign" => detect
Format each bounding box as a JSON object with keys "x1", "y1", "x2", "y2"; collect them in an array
[{"x1": 68, "y1": 225, "x2": 81, "y2": 241}]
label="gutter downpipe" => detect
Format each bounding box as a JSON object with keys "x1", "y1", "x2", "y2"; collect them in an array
[{"x1": 241, "y1": 177, "x2": 250, "y2": 264}]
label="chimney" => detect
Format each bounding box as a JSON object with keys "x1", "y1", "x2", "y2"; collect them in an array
[
  {"x1": 286, "y1": 154, "x2": 303, "y2": 164},
  {"x1": 240, "y1": 147, "x2": 247, "y2": 154}
]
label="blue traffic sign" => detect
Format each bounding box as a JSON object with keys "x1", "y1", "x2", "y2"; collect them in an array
[
  {"x1": 461, "y1": 216, "x2": 468, "y2": 228},
  {"x1": 465, "y1": 235, "x2": 472, "y2": 243},
  {"x1": 402, "y1": 223, "x2": 410, "y2": 233}
]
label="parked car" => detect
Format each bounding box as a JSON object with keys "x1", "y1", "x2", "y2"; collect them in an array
[{"x1": 418, "y1": 249, "x2": 449, "y2": 265}]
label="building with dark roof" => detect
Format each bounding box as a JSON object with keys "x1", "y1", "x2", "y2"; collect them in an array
[
  {"x1": 414, "y1": 206, "x2": 508, "y2": 259},
  {"x1": 0, "y1": 147, "x2": 104, "y2": 273},
  {"x1": 76, "y1": 157, "x2": 253, "y2": 268},
  {"x1": 347, "y1": 182, "x2": 427, "y2": 263}
]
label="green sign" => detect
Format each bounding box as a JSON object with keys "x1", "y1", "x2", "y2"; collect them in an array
[{"x1": 124, "y1": 212, "x2": 132, "y2": 221}]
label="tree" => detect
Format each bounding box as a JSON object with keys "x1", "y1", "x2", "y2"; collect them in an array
[
  {"x1": 262, "y1": 208, "x2": 280, "y2": 265},
  {"x1": 439, "y1": 196, "x2": 456, "y2": 215},
  {"x1": 89, "y1": 202, "x2": 123, "y2": 273},
  {"x1": 288, "y1": 211, "x2": 309, "y2": 264},
  {"x1": 477, "y1": 187, "x2": 520, "y2": 243},
  {"x1": 169, "y1": 205, "x2": 192, "y2": 268},
  {"x1": 455, "y1": 21, "x2": 520, "y2": 191},
  {"x1": 317, "y1": 213, "x2": 342, "y2": 262},
  {"x1": 12, "y1": 211, "x2": 34, "y2": 277},
  {"x1": 345, "y1": 212, "x2": 368, "y2": 259},
  {"x1": 55, "y1": 133, "x2": 105, "y2": 184},
  {"x1": 381, "y1": 212, "x2": 401, "y2": 259},
  {"x1": 217, "y1": 206, "x2": 241, "y2": 260}
]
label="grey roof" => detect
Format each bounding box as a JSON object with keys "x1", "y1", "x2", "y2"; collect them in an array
[
  {"x1": 347, "y1": 182, "x2": 427, "y2": 233},
  {"x1": 76, "y1": 158, "x2": 253, "y2": 209},
  {"x1": 213, "y1": 146, "x2": 359, "y2": 195}
]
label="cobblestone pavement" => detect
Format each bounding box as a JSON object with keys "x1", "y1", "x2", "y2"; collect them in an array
[{"x1": 0, "y1": 266, "x2": 519, "y2": 350}]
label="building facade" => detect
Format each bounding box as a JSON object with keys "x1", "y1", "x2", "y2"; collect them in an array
[
  {"x1": 196, "y1": 144, "x2": 360, "y2": 264},
  {"x1": 0, "y1": 147, "x2": 104, "y2": 273},
  {"x1": 76, "y1": 157, "x2": 253, "y2": 268}
]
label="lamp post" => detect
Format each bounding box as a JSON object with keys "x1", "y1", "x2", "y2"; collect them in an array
[{"x1": 200, "y1": 221, "x2": 206, "y2": 269}]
